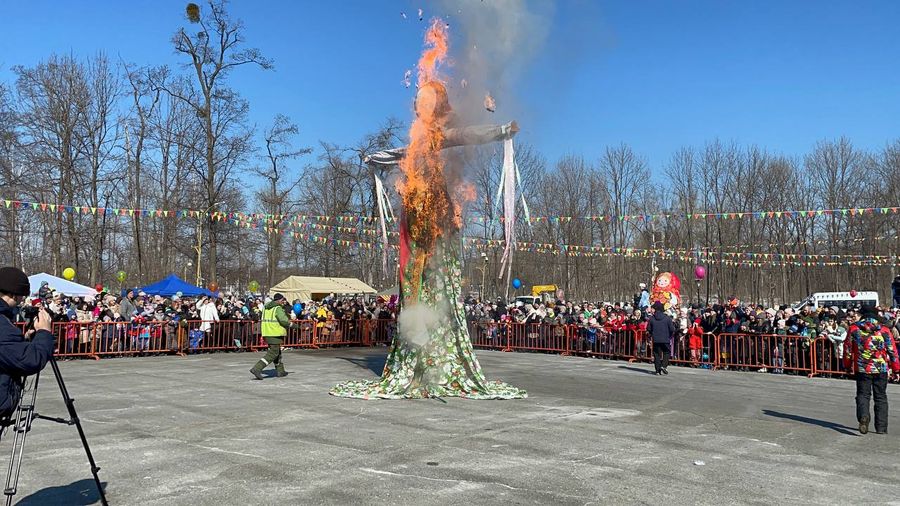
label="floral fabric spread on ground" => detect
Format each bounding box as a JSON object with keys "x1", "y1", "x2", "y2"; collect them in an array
[{"x1": 330, "y1": 241, "x2": 526, "y2": 400}]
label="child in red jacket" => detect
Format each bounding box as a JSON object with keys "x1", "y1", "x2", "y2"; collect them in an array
[{"x1": 688, "y1": 318, "x2": 704, "y2": 365}]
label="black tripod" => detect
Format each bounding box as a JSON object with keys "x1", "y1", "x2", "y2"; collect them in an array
[{"x1": 2, "y1": 357, "x2": 107, "y2": 505}]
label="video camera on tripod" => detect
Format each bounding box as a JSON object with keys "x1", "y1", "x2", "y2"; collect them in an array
[
  {"x1": 0, "y1": 266, "x2": 107, "y2": 505},
  {"x1": 0, "y1": 354, "x2": 108, "y2": 506},
  {"x1": 20, "y1": 301, "x2": 67, "y2": 334}
]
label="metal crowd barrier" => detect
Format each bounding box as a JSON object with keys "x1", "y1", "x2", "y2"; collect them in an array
[
  {"x1": 14, "y1": 319, "x2": 398, "y2": 358},
  {"x1": 464, "y1": 322, "x2": 842, "y2": 377},
  {"x1": 505, "y1": 322, "x2": 570, "y2": 354},
  {"x1": 12, "y1": 319, "x2": 862, "y2": 380}
]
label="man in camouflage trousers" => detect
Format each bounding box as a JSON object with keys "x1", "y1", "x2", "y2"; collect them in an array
[{"x1": 250, "y1": 293, "x2": 292, "y2": 380}]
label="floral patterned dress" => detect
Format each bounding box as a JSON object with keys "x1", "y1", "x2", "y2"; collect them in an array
[{"x1": 330, "y1": 235, "x2": 526, "y2": 400}]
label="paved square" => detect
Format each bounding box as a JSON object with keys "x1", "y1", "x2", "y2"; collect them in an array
[{"x1": 7, "y1": 348, "x2": 899, "y2": 505}]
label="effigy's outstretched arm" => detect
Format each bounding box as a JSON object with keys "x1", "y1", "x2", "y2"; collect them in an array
[
  {"x1": 365, "y1": 121, "x2": 519, "y2": 166},
  {"x1": 444, "y1": 122, "x2": 518, "y2": 148}
]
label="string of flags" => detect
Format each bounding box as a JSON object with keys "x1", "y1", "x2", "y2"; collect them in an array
[
  {"x1": 282, "y1": 221, "x2": 898, "y2": 263},
  {"x1": 3, "y1": 197, "x2": 898, "y2": 267},
  {"x1": 5, "y1": 198, "x2": 900, "y2": 225},
  {"x1": 253, "y1": 226, "x2": 900, "y2": 268}
]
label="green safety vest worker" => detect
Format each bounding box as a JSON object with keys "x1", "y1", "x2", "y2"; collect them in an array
[
  {"x1": 261, "y1": 302, "x2": 289, "y2": 337},
  {"x1": 251, "y1": 296, "x2": 292, "y2": 380}
]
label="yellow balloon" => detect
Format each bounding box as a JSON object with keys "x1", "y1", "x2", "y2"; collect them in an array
[{"x1": 63, "y1": 267, "x2": 75, "y2": 280}]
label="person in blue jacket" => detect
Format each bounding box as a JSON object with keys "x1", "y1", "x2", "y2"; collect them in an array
[{"x1": 0, "y1": 267, "x2": 55, "y2": 417}]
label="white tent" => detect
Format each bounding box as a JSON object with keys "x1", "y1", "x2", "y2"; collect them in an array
[
  {"x1": 28, "y1": 273, "x2": 97, "y2": 298},
  {"x1": 268, "y1": 276, "x2": 376, "y2": 301}
]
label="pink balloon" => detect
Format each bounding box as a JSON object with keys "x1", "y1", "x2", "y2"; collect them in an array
[
  {"x1": 850, "y1": 290, "x2": 857, "y2": 298},
  {"x1": 694, "y1": 265, "x2": 706, "y2": 280}
]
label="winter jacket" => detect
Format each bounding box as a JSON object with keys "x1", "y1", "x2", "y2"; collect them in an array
[
  {"x1": 118, "y1": 297, "x2": 137, "y2": 320},
  {"x1": 262, "y1": 301, "x2": 291, "y2": 334},
  {"x1": 199, "y1": 302, "x2": 220, "y2": 332},
  {"x1": 701, "y1": 315, "x2": 720, "y2": 334},
  {"x1": 843, "y1": 318, "x2": 900, "y2": 374},
  {"x1": 647, "y1": 311, "x2": 676, "y2": 344},
  {"x1": 723, "y1": 318, "x2": 742, "y2": 334},
  {"x1": 638, "y1": 290, "x2": 650, "y2": 310},
  {"x1": 0, "y1": 300, "x2": 55, "y2": 416}
]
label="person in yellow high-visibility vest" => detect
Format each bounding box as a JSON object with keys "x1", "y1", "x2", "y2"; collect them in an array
[{"x1": 250, "y1": 293, "x2": 292, "y2": 380}]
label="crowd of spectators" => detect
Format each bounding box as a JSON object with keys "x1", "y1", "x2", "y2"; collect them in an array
[
  {"x1": 20, "y1": 281, "x2": 398, "y2": 355},
  {"x1": 17, "y1": 278, "x2": 900, "y2": 381},
  {"x1": 464, "y1": 292, "x2": 900, "y2": 377}
]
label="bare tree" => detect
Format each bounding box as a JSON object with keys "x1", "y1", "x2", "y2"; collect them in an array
[
  {"x1": 806, "y1": 137, "x2": 869, "y2": 289},
  {"x1": 599, "y1": 143, "x2": 649, "y2": 299},
  {"x1": 14, "y1": 55, "x2": 89, "y2": 275},
  {"x1": 254, "y1": 114, "x2": 310, "y2": 288},
  {"x1": 0, "y1": 82, "x2": 22, "y2": 267},
  {"x1": 160, "y1": 0, "x2": 273, "y2": 282},
  {"x1": 77, "y1": 53, "x2": 122, "y2": 285}
]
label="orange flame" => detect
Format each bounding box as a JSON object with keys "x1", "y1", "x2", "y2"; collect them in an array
[{"x1": 397, "y1": 19, "x2": 455, "y2": 297}]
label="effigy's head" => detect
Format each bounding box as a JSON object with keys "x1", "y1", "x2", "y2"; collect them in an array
[{"x1": 415, "y1": 81, "x2": 451, "y2": 123}]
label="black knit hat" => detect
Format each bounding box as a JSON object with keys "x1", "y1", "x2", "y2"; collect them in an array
[
  {"x1": 0, "y1": 267, "x2": 30, "y2": 296},
  {"x1": 859, "y1": 305, "x2": 879, "y2": 319},
  {"x1": 652, "y1": 301, "x2": 665, "y2": 311},
  {"x1": 272, "y1": 293, "x2": 285, "y2": 302}
]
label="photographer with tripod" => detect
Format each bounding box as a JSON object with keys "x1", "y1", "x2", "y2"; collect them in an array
[
  {"x1": 0, "y1": 267, "x2": 107, "y2": 504},
  {"x1": 0, "y1": 267, "x2": 54, "y2": 417}
]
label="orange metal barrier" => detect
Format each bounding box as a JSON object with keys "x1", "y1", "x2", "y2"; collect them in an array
[
  {"x1": 366, "y1": 319, "x2": 396, "y2": 346},
  {"x1": 469, "y1": 322, "x2": 507, "y2": 350},
  {"x1": 717, "y1": 333, "x2": 813, "y2": 375},
  {"x1": 313, "y1": 318, "x2": 364, "y2": 347},
  {"x1": 52, "y1": 321, "x2": 98, "y2": 359},
  {"x1": 91, "y1": 321, "x2": 180, "y2": 357},
  {"x1": 811, "y1": 336, "x2": 849, "y2": 377},
  {"x1": 283, "y1": 320, "x2": 317, "y2": 349},
  {"x1": 668, "y1": 331, "x2": 717, "y2": 369},
  {"x1": 180, "y1": 320, "x2": 249, "y2": 353},
  {"x1": 631, "y1": 330, "x2": 654, "y2": 363},
  {"x1": 10, "y1": 318, "x2": 862, "y2": 385},
  {"x1": 505, "y1": 322, "x2": 569, "y2": 353},
  {"x1": 575, "y1": 328, "x2": 637, "y2": 361}
]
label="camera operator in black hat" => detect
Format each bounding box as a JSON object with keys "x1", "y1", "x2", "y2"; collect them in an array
[{"x1": 0, "y1": 266, "x2": 55, "y2": 417}]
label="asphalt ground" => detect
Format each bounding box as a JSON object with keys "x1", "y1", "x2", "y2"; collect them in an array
[{"x1": 4, "y1": 347, "x2": 899, "y2": 505}]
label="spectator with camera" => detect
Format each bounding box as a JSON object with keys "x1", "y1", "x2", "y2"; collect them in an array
[{"x1": 0, "y1": 267, "x2": 55, "y2": 416}]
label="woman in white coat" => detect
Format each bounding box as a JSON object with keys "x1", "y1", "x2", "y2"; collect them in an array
[{"x1": 199, "y1": 296, "x2": 220, "y2": 334}]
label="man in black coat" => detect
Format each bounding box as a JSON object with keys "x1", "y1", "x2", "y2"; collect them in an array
[
  {"x1": 0, "y1": 267, "x2": 55, "y2": 417},
  {"x1": 648, "y1": 301, "x2": 676, "y2": 375},
  {"x1": 892, "y1": 275, "x2": 900, "y2": 308}
]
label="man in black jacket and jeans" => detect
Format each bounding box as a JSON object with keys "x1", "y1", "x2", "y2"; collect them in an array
[
  {"x1": 648, "y1": 301, "x2": 675, "y2": 375},
  {"x1": 0, "y1": 267, "x2": 55, "y2": 417}
]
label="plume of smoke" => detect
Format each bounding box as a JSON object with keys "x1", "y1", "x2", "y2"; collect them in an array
[
  {"x1": 397, "y1": 301, "x2": 445, "y2": 347},
  {"x1": 437, "y1": 0, "x2": 554, "y2": 124}
]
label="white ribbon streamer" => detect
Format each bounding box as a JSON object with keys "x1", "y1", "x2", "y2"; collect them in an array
[
  {"x1": 499, "y1": 138, "x2": 516, "y2": 279},
  {"x1": 374, "y1": 173, "x2": 395, "y2": 272}
]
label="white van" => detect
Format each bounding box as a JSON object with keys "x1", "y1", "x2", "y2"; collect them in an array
[
  {"x1": 514, "y1": 296, "x2": 542, "y2": 307},
  {"x1": 793, "y1": 291, "x2": 879, "y2": 310}
]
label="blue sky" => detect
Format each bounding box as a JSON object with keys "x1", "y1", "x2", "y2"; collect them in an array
[{"x1": 3, "y1": 0, "x2": 900, "y2": 172}]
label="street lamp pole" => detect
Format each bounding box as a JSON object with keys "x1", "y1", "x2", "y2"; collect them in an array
[
  {"x1": 480, "y1": 252, "x2": 488, "y2": 301},
  {"x1": 195, "y1": 201, "x2": 223, "y2": 287}
]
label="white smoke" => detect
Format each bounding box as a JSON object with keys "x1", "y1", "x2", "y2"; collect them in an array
[
  {"x1": 436, "y1": 0, "x2": 554, "y2": 124},
  {"x1": 397, "y1": 301, "x2": 444, "y2": 347}
]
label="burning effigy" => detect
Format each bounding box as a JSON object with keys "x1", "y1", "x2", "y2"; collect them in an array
[{"x1": 330, "y1": 20, "x2": 525, "y2": 400}]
